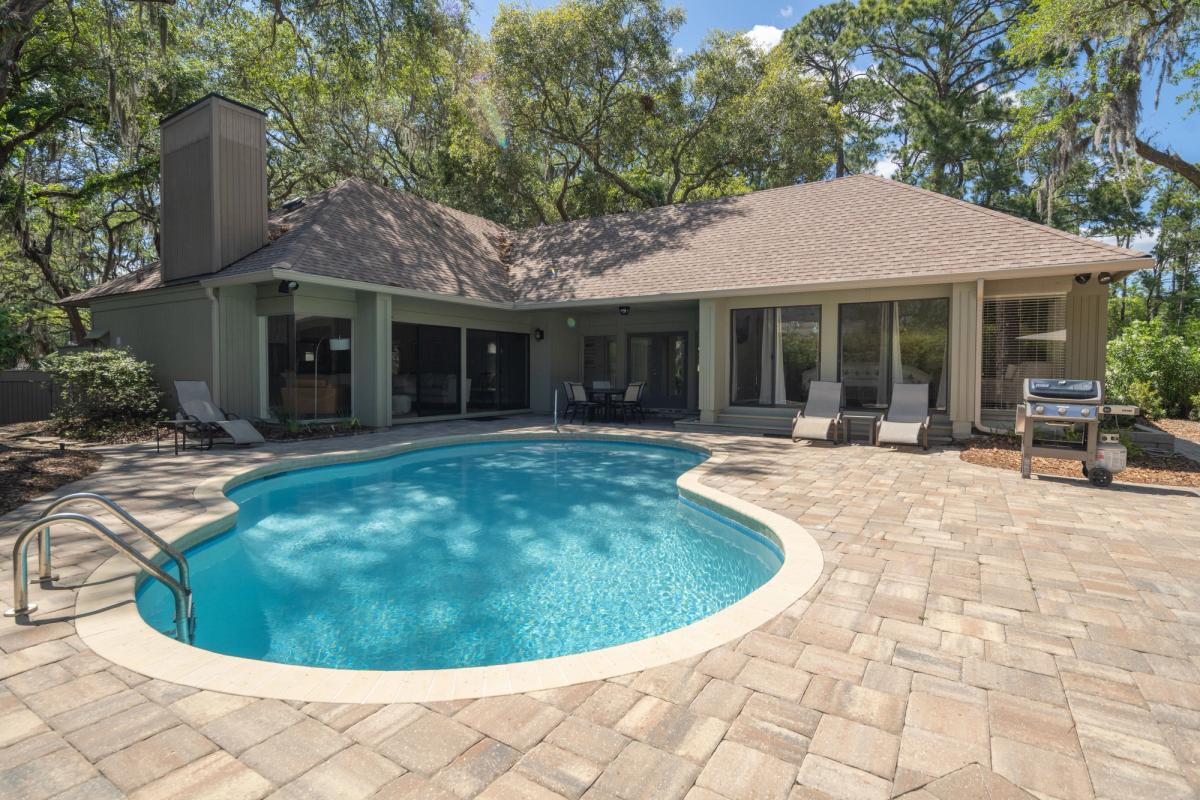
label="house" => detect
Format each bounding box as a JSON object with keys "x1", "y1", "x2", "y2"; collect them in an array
[{"x1": 65, "y1": 95, "x2": 1153, "y2": 439}]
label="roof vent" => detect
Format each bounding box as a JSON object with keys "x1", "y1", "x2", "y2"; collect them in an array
[{"x1": 281, "y1": 198, "x2": 306, "y2": 213}]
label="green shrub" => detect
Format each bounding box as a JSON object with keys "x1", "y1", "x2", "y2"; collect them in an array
[
  {"x1": 1190, "y1": 393, "x2": 1200, "y2": 421},
  {"x1": 42, "y1": 348, "x2": 163, "y2": 440},
  {"x1": 1124, "y1": 380, "x2": 1166, "y2": 420},
  {"x1": 1106, "y1": 320, "x2": 1200, "y2": 418}
]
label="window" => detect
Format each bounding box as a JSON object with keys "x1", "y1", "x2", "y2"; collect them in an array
[
  {"x1": 838, "y1": 299, "x2": 948, "y2": 410},
  {"x1": 466, "y1": 330, "x2": 529, "y2": 411},
  {"x1": 730, "y1": 306, "x2": 820, "y2": 405},
  {"x1": 981, "y1": 296, "x2": 1066, "y2": 409},
  {"x1": 392, "y1": 323, "x2": 461, "y2": 417},
  {"x1": 266, "y1": 314, "x2": 352, "y2": 419},
  {"x1": 583, "y1": 335, "x2": 616, "y2": 386}
]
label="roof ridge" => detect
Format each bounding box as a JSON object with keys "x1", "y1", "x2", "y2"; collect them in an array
[{"x1": 856, "y1": 174, "x2": 1146, "y2": 260}]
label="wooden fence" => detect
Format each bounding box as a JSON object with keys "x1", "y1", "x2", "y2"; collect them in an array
[{"x1": 0, "y1": 370, "x2": 55, "y2": 424}]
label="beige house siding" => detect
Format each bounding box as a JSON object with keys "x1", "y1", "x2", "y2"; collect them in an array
[
  {"x1": 218, "y1": 284, "x2": 259, "y2": 418},
  {"x1": 354, "y1": 291, "x2": 393, "y2": 427},
  {"x1": 948, "y1": 282, "x2": 979, "y2": 437},
  {"x1": 90, "y1": 286, "x2": 215, "y2": 411},
  {"x1": 1065, "y1": 278, "x2": 1108, "y2": 383}
]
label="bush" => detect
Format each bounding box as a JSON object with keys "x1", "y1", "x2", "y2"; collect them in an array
[
  {"x1": 42, "y1": 348, "x2": 163, "y2": 440},
  {"x1": 1190, "y1": 393, "x2": 1200, "y2": 422},
  {"x1": 1124, "y1": 380, "x2": 1166, "y2": 420},
  {"x1": 1106, "y1": 320, "x2": 1200, "y2": 418}
]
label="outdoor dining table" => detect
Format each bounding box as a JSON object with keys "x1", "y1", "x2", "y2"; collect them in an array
[{"x1": 588, "y1": 386, "x2": 628, "y2": 423}]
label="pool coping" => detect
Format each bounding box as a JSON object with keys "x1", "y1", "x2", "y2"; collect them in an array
[{"x1": 73, "y1": 431, "x2": 824, "y2": 703}]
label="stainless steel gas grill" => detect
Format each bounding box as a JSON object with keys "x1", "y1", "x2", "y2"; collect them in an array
[{"x1": 1014, "y1": 379, "x2": 1138, "y2": 487}]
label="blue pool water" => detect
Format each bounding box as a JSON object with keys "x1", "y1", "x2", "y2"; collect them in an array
[{"x1": 138, "y1": 440, "x2": 782, "y2": 670}]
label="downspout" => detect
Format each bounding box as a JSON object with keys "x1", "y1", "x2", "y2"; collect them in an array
[
  {"x1": 205, "y1": 287, "x2": 221, "y2": 406},
  {"x1": 974, "y1": 277, "x2": 1006, "y2": 435}
]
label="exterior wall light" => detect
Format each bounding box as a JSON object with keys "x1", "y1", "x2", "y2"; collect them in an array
[
  {"x1": 278, "y1": 279, "x2": 299, "y2": 294},
  {"x1": 618, "y1": 305, "x2": 630, "y2": 315},
  {"x1": 1097, "y1": 272, "x2": 1113, "y2": 285},
  {"x1": 534, "y1": 328, "x2": 545, "y2": 341}
]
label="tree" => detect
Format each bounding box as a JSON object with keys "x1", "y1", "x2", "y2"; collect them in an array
[
  {"x1": 858, "y1": 0, "x2": 1031, "y2": 197},
  {"x1": 1009, "y1": 0, "x2": 1200, "y2": 191},
  {"x1": 490, "y1": 0, "x2": 833, "y2": 221},
  {"x1": 782, "y1": 1, "x2": 888, "y2": 177}
]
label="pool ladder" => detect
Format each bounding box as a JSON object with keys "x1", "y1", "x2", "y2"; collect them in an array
[{"x1": 4, "y1": 492, "x2": 195, "y2": 643}]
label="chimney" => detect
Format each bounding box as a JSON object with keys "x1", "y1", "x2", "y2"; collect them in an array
[{"x1": 159, "y1": 94, "x2": 268, "y2": 282}]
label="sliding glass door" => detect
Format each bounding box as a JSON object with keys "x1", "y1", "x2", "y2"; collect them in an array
[
  {"x1": 466, "y1": 330, "x2": 529, "y2": 411},
  {"x1": 838, "y1": 299, "x2": 948, "y2": 410},
  {"x1": 730, "y1": 306, "x2": 820, "y2": 405},
  {"x1": 391, "y1": 322, "x2": 461, "y2": 418}
]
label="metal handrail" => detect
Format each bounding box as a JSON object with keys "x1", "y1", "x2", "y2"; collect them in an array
[
  {"x1": 5, "y1": 512, "x2": 194, "y2": 643},
  {"x1": 36, "y1": 493, "x2": 191, "y2": 592}
]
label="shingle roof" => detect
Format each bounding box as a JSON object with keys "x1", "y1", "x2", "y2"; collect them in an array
[
  {"x1": 508, "y1": 174, "x2": 1148, "y2": 303},
  {"x1": 64, "y1": 174, "x2": 1148, "y2": 307}
]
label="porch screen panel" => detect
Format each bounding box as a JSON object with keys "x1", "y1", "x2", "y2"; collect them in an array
[
  {"x1": 981, "y1": 296, "x2": 1066, "y2": 409},
  {"x1": 265, "y1": 314, "x2": 295, "y2": 417},
  {"x1": 294, "y1": 316, "x2": 352, "y2": 418}
]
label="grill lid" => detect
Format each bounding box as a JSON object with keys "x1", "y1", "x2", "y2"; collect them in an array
[{"x1": 1025, "y1": 378, "x2": 1101, "y2": 401}]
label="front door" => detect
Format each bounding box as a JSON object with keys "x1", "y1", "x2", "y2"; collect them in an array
[{"x1": 627, "y1": 333, "x2": 688, "y2": 408}]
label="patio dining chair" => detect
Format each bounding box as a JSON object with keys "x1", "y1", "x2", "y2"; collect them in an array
[
  {"x1": 566, "y1": 382, "x2": 598, "y2": 423},
  {"x1": 875, "y1": 383, "x2": 931, "y2": 450},
  {"x1": 174, "y1": 380, "x2": 265, "y2": 446},
  {"x1": 791, "y1": 381, "x2": 844, "y2": 443},
  {"x1": 614, "y1": 381, "x2": 645, "y2": 424}
]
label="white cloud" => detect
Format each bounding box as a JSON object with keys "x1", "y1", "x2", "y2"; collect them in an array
[
  {"x1": 780, "y1": 5, "x2": 794, "y2": 17},
  {"x1": 1094, "y1": 228, "x2": 1159, "y2": 254},
  {"x1": 745, "y1": 25, "x2": 784, "y2": 52},
  {"x1": 873, "y1": 159, "x2": 900, "y2": 178}
]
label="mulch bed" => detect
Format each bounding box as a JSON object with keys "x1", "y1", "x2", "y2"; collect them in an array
[
  {"x1": 960, "y1": 435, "x2": 1200, "y2": 489},
  {"x1": 1150, "y1": 418, "x2": 1200, "y2": 446},
  {"x1": 0, "y1": 426, "x2": 104, "y2": 515}
]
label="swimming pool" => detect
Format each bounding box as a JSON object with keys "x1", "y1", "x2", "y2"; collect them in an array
[{"x1": 137, "y1": 439, "x2": 782, "y2": 671}]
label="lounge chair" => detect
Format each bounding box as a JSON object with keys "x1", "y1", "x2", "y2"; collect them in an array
[
  {"x1": 875, "y1": 383, "x2": 931, "y2": 450},
  {"x1": 174, "y1": 380, "x2": 265, "y2": 445},
  {"x1": 791, "y1": 381, "x2": 844, "y2": 443}
]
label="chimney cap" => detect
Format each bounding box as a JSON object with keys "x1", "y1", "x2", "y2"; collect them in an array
[{"x1": 160, "y1": 93, "x2": 266, "y2": 126}]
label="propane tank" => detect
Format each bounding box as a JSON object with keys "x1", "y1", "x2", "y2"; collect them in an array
[{"x1": 1094, "y1": 433, "x2": 1127, "y2": 474}]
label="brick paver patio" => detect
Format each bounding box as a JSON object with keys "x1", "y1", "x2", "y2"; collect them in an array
[{"x1": 3, "y1": 418, "x2": 1199, "y2": 800}]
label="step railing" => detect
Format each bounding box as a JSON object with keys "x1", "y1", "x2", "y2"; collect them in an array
[{"x1": 5, "y1": 493, "x2": 194, "y2": 642}]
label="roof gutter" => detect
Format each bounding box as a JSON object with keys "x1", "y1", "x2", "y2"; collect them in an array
[{"x1": 198, "y1": 256, "x2": 1154, "y2": 311}]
